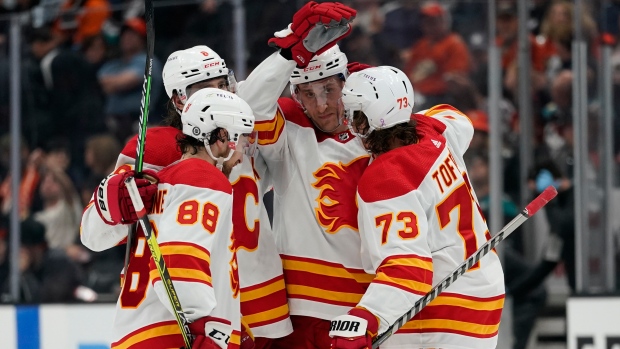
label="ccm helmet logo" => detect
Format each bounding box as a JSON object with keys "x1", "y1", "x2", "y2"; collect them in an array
[
  {"x1": 204, "y1": 62, "x2": 220, "y2": 68},
  {"x1": 304, "y1": 64, "x2": 321, "y2": 72},
  {"x1": 184, "y1": 103, "x2": 192, "y2": 112}
]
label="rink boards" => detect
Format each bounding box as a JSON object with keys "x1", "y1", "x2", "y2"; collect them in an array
[
  {"x1": 0, "y1": 304, "x2": 115, "y2": 349},
  {"x1": 1, "y1": 298, "x2": 620, "y2": 348}
]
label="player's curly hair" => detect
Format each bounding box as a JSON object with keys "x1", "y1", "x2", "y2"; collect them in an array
[
  {"x1": 351, "y1": 111, "x2": 419, "y2": 155},
  {"x1": 163, "y1": 92, "x2": 183, "y2": 130},
  {"x1": 176, "y1": 128, "x2": 227, "y2": 155}
]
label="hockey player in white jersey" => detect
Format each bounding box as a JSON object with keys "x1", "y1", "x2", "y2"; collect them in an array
[
  {"x1": 328, "y1": 66, "x2": 505, "y2": 349},
  {"x1": 86, "y1": 88, "x2": 256, "y2": 349},
  {"x1": 233, "y1": 2, "x2": 400, "y2": 346}
]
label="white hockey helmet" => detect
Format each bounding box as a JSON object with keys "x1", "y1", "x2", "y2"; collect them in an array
[
  {"x1": 289, "y1": 45, "x2": 348, "y2": 86},
  {"x1": 341, "y1": 66, "x2": 414, "y2": 137},
  {"x1": 163, "y1": 45, "x2": 232, "y2": 103},
  {"x1": 181, "y1": 88, "x2": 255, "y2": 151}
]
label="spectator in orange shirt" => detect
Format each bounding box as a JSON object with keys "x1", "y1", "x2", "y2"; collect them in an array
[
  {"x1": 403, "y1": 1, "x2": 471, "y2": 109},
  {"x1": 56, "y1": 0, "x2": 111, "y2": 47},
  {"x1": 496, "y1": 1, "x2": 550, "y2": 100}
]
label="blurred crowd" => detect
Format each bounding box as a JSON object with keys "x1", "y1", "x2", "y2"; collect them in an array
[{"x1": 0, "y1": 0, "x2": 617, "y2": 345}]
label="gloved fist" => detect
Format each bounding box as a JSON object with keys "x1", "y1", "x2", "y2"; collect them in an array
[
  {"x1": 269, "y1": 1, "x2": 356, "y2": 67},
  {"x1": 94, "y1": 169, "x2": 159, "y2": 225},
  {"x1": 346, "y1": 62, "x2": 373, "y2": 73},
  {"x1": 184, "y1": 317, "x2": 234, "y2": 349},
  {"x1": 330, "y1": 308, "x2": 379, "y2": 349}
]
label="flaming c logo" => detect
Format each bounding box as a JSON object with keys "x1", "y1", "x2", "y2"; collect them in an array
[{"x1": 312, "y1": 156, "x2": 370, "y2": 234}]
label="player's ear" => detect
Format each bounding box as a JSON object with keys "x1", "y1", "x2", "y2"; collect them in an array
[{"x1": 172, "y1": 92, "x2": 184, "y2": 110}]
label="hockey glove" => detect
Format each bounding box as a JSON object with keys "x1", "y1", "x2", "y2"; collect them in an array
[
  {"x1": 269, "y1": 1, "x2": 356, "y2": 67},
  {"x1": 329, "y1": 307, "x2": 379, "y2": 349},
  {"x1": 346, "y1": 62, "x2": 373, "y2": 73},
  {"x1": 94, "y1": 169, "x2": 159, "y2": 225},
  {"x1": 185, "y1": 317, "x2": 234, "y2": 349}
]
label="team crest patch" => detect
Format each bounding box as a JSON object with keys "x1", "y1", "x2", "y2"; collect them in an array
[{"x1": 338, "y1": 132, "x2": 349, "y2": 141}]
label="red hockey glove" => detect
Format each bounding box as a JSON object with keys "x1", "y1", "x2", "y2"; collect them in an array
[
  {"x1": 346, "y1": 62, "x2": 373, "y2": 73},
  {"x1": 329, "y1": 307, "x2": 379, "y2": 349},
  {"x1": 185, "y1": 317, "x2": 234, "y2": 349},
  {"x1": 268, "y1": 1, "x2": 356, "y2": 67},
  {"x1": 94, "y1": 169, "x2": 159, "y2": 225}
]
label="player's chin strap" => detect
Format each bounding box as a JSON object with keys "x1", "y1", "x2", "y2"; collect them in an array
[{"x1": 204, "y1": 141, "x2": 235, "y2": 170}]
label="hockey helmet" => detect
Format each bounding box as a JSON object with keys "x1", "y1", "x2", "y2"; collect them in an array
[
  {"x1": 181, "y1": 88, "x2": 255, "y2": 155},
  {"x1": 341, "y1": 66, "x2": 414, "y2": 138},
  {"x1": 163, "y1": 45, "x2": 235, "y2": 103}
]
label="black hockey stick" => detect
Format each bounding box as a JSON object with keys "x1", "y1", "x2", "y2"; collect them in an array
[
  {"x1": 126, "y1": 177, "x2": 193, "y2": 348},
  {"x1": 371, "y1": 186, "x2": 558, "y2": 348},
  {"x1": 122, "y1": 0, "x2": 155, "y2": 290}
]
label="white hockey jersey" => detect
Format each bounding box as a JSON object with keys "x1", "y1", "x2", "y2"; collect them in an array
[
  {"x1": 356, "y1": 105, "x2": 505, "y2": 349},
  {"x1": 237, "y1": 53, "x2": 373, "y2": 320},
  {"x1": 227, "y1": 154, "x2": 292, "y2": 338},
  {"x1": 108, "y1": 158, "x2": 240, "y2": 349}
]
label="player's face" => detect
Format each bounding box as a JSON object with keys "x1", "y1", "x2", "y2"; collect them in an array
[
  {"x1": 186, "y1": 77, "x2": 229, "y2": 98},
  {"x1": 297, "y1": 77, "x2": 346, "y2": 133}
]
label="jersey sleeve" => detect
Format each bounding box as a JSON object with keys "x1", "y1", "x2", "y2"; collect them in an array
[
  {"x1": 115, "y1": 126, "x2": 182, "y2": 171},
  {"x1": 419, "y1": 104, "x2": 474, "y2": 157},
  {"x1": 356, "y1": 185, "x2": 434, "y2": 334},
  {"x1": 150, "y1": 182, "x2": 234, "y2": 322},
  {"x1": 237, "y1": 51, "x2": 296, "y2": 162},
  {"x1": 237, "y1": 51, "x2": 296, "y2": 124},
  {"x1": 80, "y1": 197, "x2": 129, "y2": 251}
]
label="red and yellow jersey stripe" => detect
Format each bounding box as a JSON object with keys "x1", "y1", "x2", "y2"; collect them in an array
[
  {"x1": 229, "y1": 329, "x2": 241, "y2": 348},
  {"x1": 111, "y1": 320, "x2": 183, "y2": 349},
  {"x1": 282, "y1": 255, "x2": 374, "y2": 307},
  {"x1": 373, "y1": 254, "x2": 433, "y2": 296},
  {"x1": 397, "y1": 293, "x2": 505, "y2": 338},
  {"x1": 240, "y1": 274, "x2": 290, "y2": 328},
  {"x1": 149, "y1": 242, "x2": 212, "y2": 287},
  {"x1": 255, "y1": 109, "x2": 285, "y2": 146}
]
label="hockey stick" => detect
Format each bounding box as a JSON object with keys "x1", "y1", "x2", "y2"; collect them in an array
[
  {"x1": 371, "y1": 186, "x2": 558, "y2": 348},
  {"x1": 126, "y1": 177, "x2": 193, "y2": 348},
  {"x1": 122, "y1": 0, "x2": 156, "y2": 291}
]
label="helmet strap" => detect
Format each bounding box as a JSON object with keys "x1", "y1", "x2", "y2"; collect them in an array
[{"x1": 204, "y1": 140, "x2": 235, "y2": 170}]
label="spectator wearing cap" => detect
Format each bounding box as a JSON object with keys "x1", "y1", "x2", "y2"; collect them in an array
[
  {"x1": 403, "y1": 1, "x2": 472, "y2": 109},
  {"x1": 98, "y1": 17, "x2": 162, "y2": 143}
]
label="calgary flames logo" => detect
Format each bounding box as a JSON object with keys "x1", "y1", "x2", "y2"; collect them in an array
[{"x1": 312, "y1": 156, "x2": 370, "y2": 234}]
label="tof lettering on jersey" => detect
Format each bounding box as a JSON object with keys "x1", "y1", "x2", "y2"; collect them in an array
[{"x1": 431, "y1": 152, "x2": 459, "y2": 194}]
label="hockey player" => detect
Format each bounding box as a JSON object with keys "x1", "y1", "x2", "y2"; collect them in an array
[
  {"x1": 328, "y1": 66, "x2": 505, "y2": 349},
  {"x1": 237, "y1": 34, "x2": 377, "y2": 349},
  {"x1": 86, "y1": 88, "x2": 254, "y2": 348}
]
